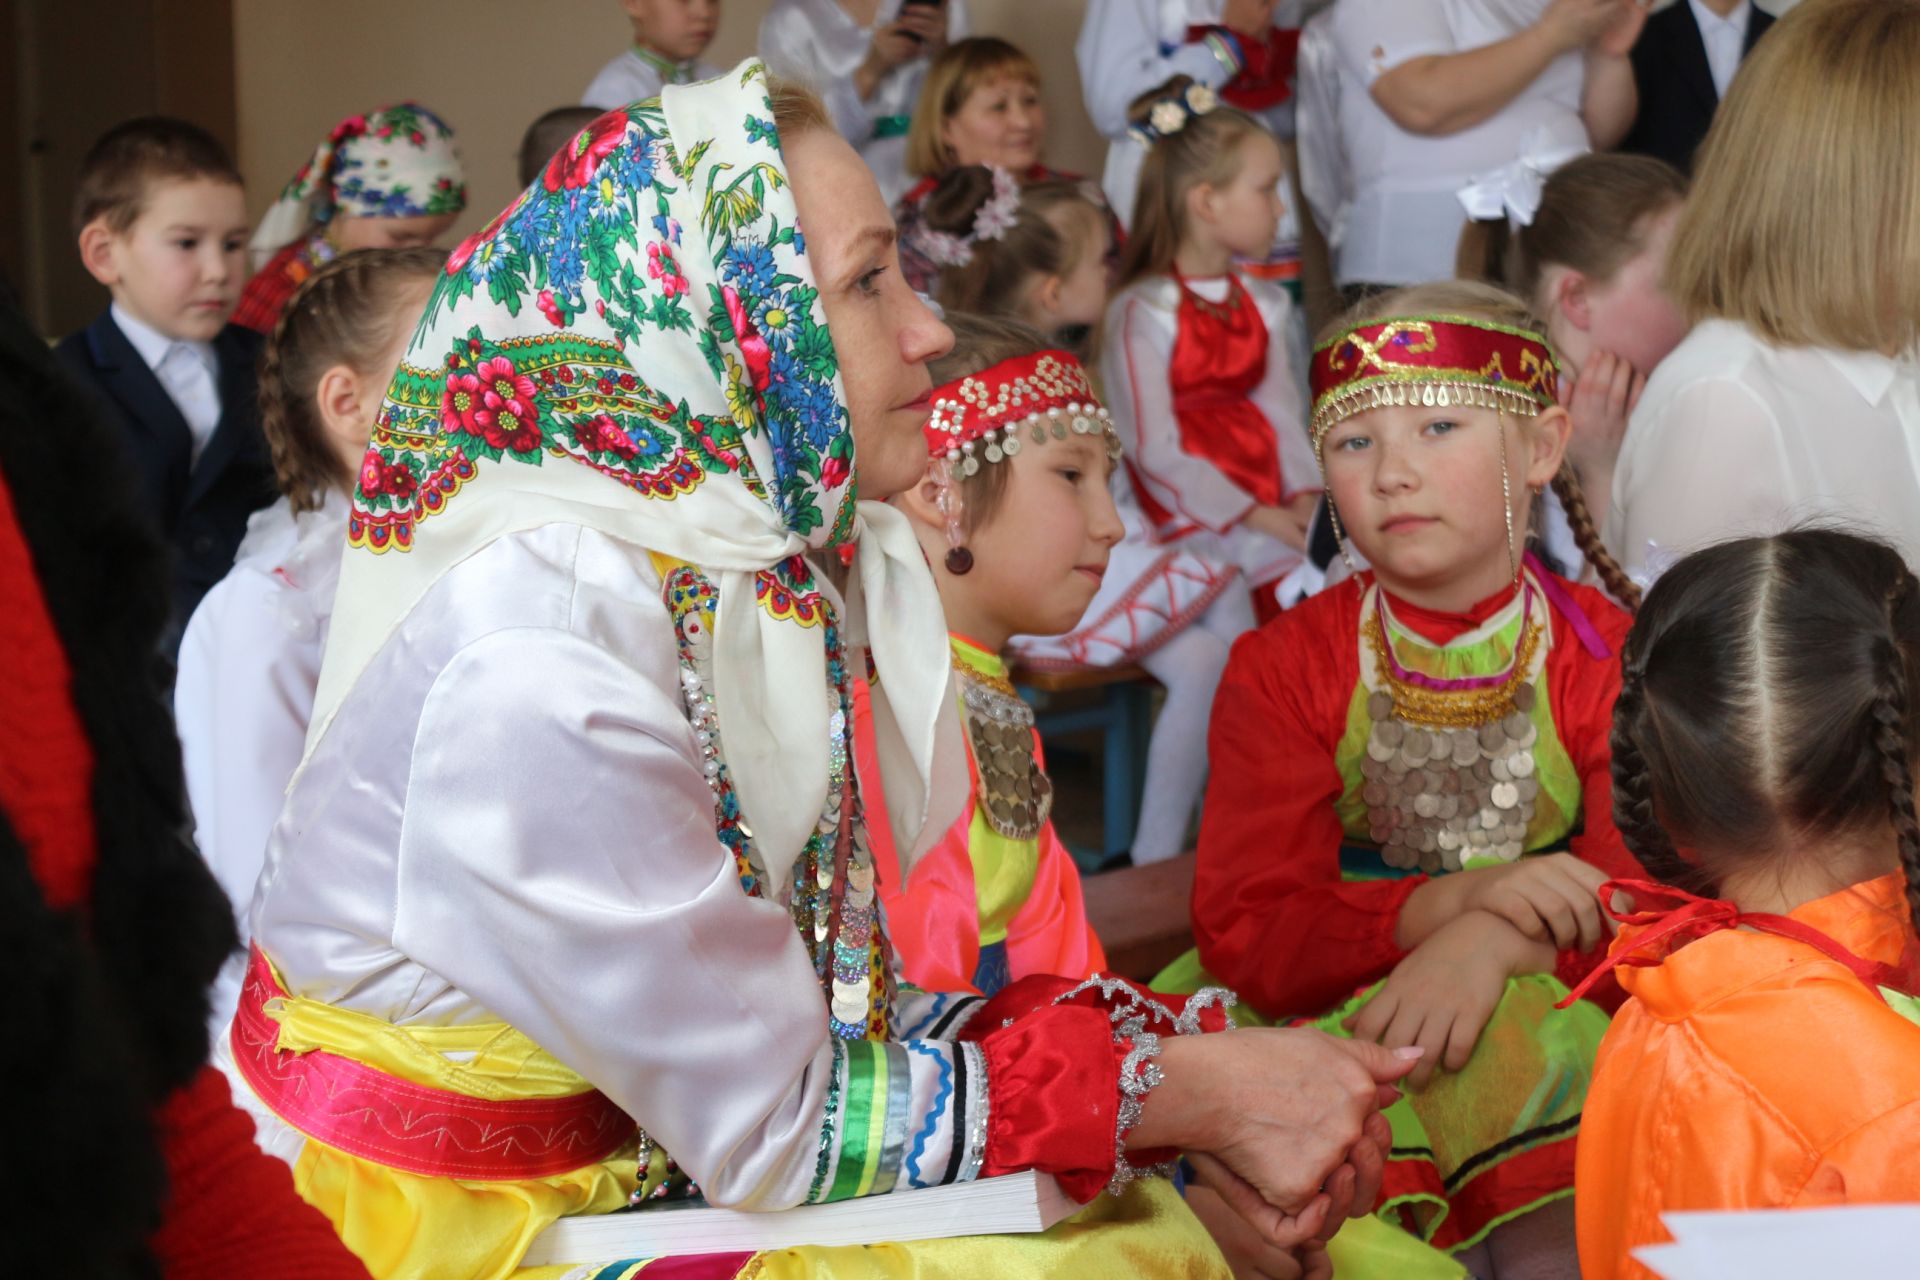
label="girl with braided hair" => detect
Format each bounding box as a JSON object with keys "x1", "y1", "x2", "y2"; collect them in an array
[
  {"x1": 1572, "y1": 528, "x2": 1920, "y2": 1279},
  {"x1": 1177, "y1": 280, "x2": 1642, "y2": 1274},
  {"x1": 175, "y1": 246, "x2": 441, "y2": 1037}
]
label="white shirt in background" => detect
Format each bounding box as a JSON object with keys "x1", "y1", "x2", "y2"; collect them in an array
[
  {"x1": 176, "y1": 488, "x2": 350, "y2": 1039},
  {"x1": 1687, "y1": 0, "x2": 1752, "y2": 100},
  {"x1": 1325, "y1": 0, "x2": 1588, "y2": 286},
  {"x1": 1294, "y1": 8, "x2": 1350, "y2": 252},
  {"x1": 1076, "y1": 0, "x2": 1306, "y2": 228},
  {"x1": 583, "y1": 48, "x2": 724, "y2": 111},
  {"x1": 757, "y1": 0, "x2": 972, "y2": 205},
  {"x1": 111, "y1": 301, "x2": 221, "y2": 466},
  {"x1": 1607, "y1": 318, "x2": 1920, "y2": 587}
]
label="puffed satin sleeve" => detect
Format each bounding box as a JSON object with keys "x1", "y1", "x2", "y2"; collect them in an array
[
  {"x1": 1246, "y1": 279, "x2": 1322, "y2": 502},
  {"x1": 392, "y1": 624, "x2": 839, "y2": 1210},
  {"x1": 389, "y1": 624, "x2": 1136, "y2": 1208}
]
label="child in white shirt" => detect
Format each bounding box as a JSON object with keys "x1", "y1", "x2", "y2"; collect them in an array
[
  {"x1": 584, "y1": 0, "x2": 724, "y2": 109},
  {"x1": 176, "y1": 247, "x2": 441, "y2": 1039}
]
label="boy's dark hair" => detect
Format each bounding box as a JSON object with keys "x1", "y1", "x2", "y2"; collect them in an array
[
  {"x1": 519, "y1": 107, "x2": 604, "y2": 189},
  {"x1": 72, "y1": 116, "x2": 242, "y2": 236},
  {"x1": 1613, "y1": 528, "x2": 1920, "y2": 927}
]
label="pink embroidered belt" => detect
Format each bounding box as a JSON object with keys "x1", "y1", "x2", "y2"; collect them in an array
[{"x1": 231, "y1": 947, "x2": 636, "y2": 1180}]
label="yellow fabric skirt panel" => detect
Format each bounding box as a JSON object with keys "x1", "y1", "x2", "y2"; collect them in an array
[
  {"x1": 526, "y1": 1179, "x2": 1227, "y2": 1279},
  {"x1": 259, "y1": 978, "x2": 638, "y2": 1280},
  {"x1": 262, "y1": 974, "x2": 1224, "y2": 1280}
]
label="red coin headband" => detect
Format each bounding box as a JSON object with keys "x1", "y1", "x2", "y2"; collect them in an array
[
  {"x1": 924, "y1": 349, "x2": 1122, "y2": 476},
  {"x1": 1308, "y1": 314, "x2": 1560, "y2": 456}
]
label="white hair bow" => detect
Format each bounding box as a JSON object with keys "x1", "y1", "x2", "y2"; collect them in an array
[{"x1": 1456, "y1": 126, "x2": 1589, "y2": 228}]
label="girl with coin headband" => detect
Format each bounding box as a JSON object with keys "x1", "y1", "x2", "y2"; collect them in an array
[
  {"x1": 1178, "y1": 281, "x2": 1641, "y2": 1271},
  {"x1": 868, "y1": 316, "x2": 1123, "y2": 1000}
]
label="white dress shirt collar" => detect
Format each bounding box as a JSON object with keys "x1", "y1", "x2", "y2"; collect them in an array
[
  {"x1": 111, "y1": 302, "x2": 216, "y2": 377},
  {"x1": 1688, "y1": 0, "x2": 1752, "y2": 99},
  {"x1": 1819, "y1": 345, "x2": 1910, "y2": 409}
]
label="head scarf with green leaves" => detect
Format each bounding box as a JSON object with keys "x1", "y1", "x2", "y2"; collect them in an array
[{"x1": 308, "y1": 62, "x2": 960, "y2": 896}]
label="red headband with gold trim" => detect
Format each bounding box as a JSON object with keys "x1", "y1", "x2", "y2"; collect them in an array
[
  {"x1": 924, "y1": 349, "x2": 1121, "y2": 475},
  {"x1": 1308, "y1": 315, "x2": 1560, "y2": 451}
]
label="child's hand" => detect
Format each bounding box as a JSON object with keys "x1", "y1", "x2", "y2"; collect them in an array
[
  {"x1": 1345, "y1": 912, "x2": 1552, "y2": 1088},
  {"x1": 1564, "y1": 349, "x2": 1644, "y2": 483},
  {"x1": 1456, "y1": 852, "x2": 1612, "y2": 951},
  {"x1": 1244, "y1": 502, "x2": 1312, "y2": 553}
]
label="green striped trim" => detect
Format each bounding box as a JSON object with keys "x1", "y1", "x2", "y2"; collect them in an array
[
  {"x1": 870, "y1": 1043, "x2": 913, "y2": 1195},
  {"x1": 826, "y1": 1040, "x2": 885, "y2": 1200}
]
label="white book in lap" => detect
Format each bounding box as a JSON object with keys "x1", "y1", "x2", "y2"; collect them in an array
[{"x1": 520, "y1": 1171, "x2": 1077, "y2": 1266}]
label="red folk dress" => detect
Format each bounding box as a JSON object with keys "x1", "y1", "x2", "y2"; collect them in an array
[{"x1": 1189, "y1": 567, "x2": 1638, "y2": 1252}]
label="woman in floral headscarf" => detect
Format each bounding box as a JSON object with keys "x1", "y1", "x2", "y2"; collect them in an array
[
  {"x1": 216, "y1": 62, "x2": 1409, "y2": 1280},
  {"x1": 232, "y1": 102, "x2": 466, "y2": 334}
]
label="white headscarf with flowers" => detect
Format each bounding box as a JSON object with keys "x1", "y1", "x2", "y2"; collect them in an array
[
  {"x1": 307, "y1": 63, "x2": 964, "y2": 896},
  {"x1": 249, "y1": 102, "x2": 467, "y2": 270}
]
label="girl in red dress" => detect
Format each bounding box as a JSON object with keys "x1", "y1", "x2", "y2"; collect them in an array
[
  {"x1": 1184, "y1": 281, "x2": 1637, "y2": 1277},
  {"x1": 1102, "y1": 79, "x2": 1320, "y2": 622}
]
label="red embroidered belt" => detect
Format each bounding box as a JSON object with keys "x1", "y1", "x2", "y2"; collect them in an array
[{"x1": 231, "y1": 947, "x2": 635, "y2": 1180}]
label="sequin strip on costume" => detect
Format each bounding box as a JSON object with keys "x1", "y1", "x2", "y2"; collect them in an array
[
  {"x1": 1307, "y1": 314, "x2": 1561, "y2": 452},
  {"x1": 1357, "y1": 575, "x2": 1550, "y2": 872},
  {"x1": 924, "y1": 349, "x2": 1123, "y2": 477},
  {"x1": 951, "y1": 656, "x2": 1054, "y2": 841},
  {"x1": 660, "y1": 560, "x2": 889, "y2": 1041}
]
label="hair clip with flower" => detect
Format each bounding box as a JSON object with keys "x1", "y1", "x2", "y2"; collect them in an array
[
  {"x1": 1128, "y1": 82, "x2": 1221, "y2": 145},
  {"x1": 908, "y1": 165, "x2": 1022, "y2": 270}
]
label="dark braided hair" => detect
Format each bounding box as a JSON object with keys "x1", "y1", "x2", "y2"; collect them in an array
[
  {"x1": 258, "y1": 246, "x2": 444, "y2": 512},
  {"x1": 1873, "y1": 576, "x2": 1920, "y2": 927},
  {"x1": 1614, "y1": 530, "x2": 1920, "y2": 923},
  {"x1": 1551, "y1": 463, "x2": 1641, "y2": 611}
]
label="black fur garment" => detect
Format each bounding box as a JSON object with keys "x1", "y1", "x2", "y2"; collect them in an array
[{"x1": 0, "y1": 283, "x2": 239, "y2": 1277}]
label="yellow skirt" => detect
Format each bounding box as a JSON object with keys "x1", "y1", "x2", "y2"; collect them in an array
[
  {"x1": 251, "y1": 962, "x2": 1227, "y2": 1279},
  {"x1": 518, "y1": 1179, "x2": 1226, "y2": 1279}
]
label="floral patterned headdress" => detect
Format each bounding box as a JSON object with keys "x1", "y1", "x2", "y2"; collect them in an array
[
  {"x1": 308, "y1": 64, "x2": 962, "y2": 895},
  {"x1": 249, "y1": 102, "x2": 467, "y2": 269},
  {"x1": 1307, "y1": 314, "x2": 1560, "y2": 461}
]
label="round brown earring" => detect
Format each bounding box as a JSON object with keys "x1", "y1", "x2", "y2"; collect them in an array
[{"x1": 945, "y1": 547, "x2": 975, "y2": 575}]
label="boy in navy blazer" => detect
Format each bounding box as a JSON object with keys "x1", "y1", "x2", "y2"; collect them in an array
[
  {"x1": 1621, "y1": 0, "x2": 1774, "y2": 173},
  {"x1": 55, "y1": 118, "x2": 275, "y2": 656}
]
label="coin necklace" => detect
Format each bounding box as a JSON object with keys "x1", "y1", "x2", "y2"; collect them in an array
[
  {"x1": 952, "y1": 657, "x2": 1053, "y2": 840},
  {"x1": 1358, "y1": 578, "x2": 1547, "y2": 872}
]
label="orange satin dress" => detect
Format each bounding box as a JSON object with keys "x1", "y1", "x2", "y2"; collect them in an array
[{"x1": 1576, "y1": 872, "x2": 1920, "y2": 1279}]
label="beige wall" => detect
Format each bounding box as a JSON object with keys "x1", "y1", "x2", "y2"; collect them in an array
[{"x1": 232, "y1": 0, "x2": 1103, "y2": 240}]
